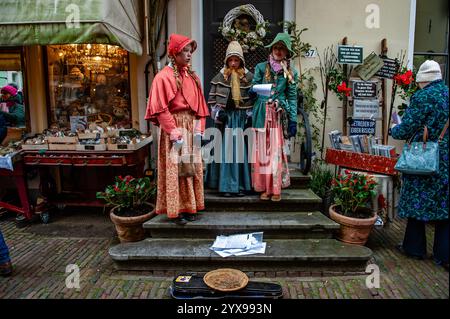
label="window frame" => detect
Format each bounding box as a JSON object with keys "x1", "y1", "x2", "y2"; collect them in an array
[
  {"x1": 0, "y1": 46, "x2": 30, "y2": 132},
  {"x1": 42, "y1": 44, "x2": 133, "y2": 130}
]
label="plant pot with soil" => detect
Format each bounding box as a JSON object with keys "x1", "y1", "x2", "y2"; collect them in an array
[
  {"x1": 329, "y1": 170, "x2": 378, "y2": 245},
  {"x1": 309, "y1": 162, "x2": 334, "y2": 216},
  {"x1": 97, "y1": 175, "x2": 156, "y2": 243}
]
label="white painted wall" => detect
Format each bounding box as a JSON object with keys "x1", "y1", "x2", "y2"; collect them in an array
[{"x1": 295, "y1": 0, "x2": 414, "y2": 156}]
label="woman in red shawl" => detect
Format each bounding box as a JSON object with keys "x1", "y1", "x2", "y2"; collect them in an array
[{"x1": 145, "y1": 34, "x2": 209, "y2": 225}]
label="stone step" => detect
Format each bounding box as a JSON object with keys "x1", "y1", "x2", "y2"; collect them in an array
[
  {"x1": 204, "y1": 188, "x2": 322, "y2": 212},
  {"x1": 288, "y1": 169, "x2": 311, "y2": 189},
  {"x1": 144, "y1": 211, "x2": 339, "y2": 239},
  {"x1": 109, "y1": 238, "x2": 372, "y2": 273}
]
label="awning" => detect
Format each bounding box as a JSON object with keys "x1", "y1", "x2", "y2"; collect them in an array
[{"x1": 0, "y1": 0, "x2": 143, "y2": 55}]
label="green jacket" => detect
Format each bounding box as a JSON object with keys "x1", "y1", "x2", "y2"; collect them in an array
[
  {"x1": 0, "y1": 101, "x2": 25, "y2": 127},
  {"x1": 251, "y1": 61, "x2": 299, "y2": 128}
]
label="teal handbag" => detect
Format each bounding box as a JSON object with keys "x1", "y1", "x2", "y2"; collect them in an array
[{"x1": 395, "y1": 121, "x2": 449, "y2": 175}]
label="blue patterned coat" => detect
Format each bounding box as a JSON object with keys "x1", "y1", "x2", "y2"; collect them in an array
[{"x1": 391, "y1": 80, "x2": 449, "y2": 221}]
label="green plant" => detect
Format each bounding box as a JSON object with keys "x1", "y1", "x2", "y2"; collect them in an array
[
  {"x1": 332, "y1": 170, "x2": 378, "y2": 218},
  {"x1": 279, "y1": 21, "x2": 311, "y2": 60},
  {"x1": 309, "y1": 161, "x2": 333, "y2": 199},
  {"x1": 298, "y1": 71, "x2": 324, "y2": 153},
  {"x1": 96, "y1": 176, "x2": 156, "y2": 215}
]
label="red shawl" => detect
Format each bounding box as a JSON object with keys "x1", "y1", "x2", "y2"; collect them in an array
[{"x1": 145, "y1": 66, "x2": 209, "y2": 125}]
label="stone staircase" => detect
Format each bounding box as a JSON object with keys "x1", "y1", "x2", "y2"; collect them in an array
[{"x1": 109, "y1": 167, "x2": 373, "y2": 273}]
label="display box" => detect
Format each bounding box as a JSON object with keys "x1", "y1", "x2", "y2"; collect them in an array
[
  {"x1": 21, "y1": 144, "x2": 49, "y2": 151},
  {"x1": 107, "y1": 136, "x2": 152, "y2": 151},
  {"x1": 325, "y1": 148, "x2": 399, "y2": 176},
  {"x1": 48, "y1": 143, "x2": 77, "y2": 151},
  {"x1": 75, "y1": 144, "x2": 107, "y2": 151},
  {"x1": 47, "y1": 136, "x2": 78, "y2": 144}
]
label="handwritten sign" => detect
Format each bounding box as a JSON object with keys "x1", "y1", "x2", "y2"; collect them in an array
[
  {"x1": 375, "y1": 57, "x2": 400, "y2": 79},
  {"x1": 352, "y1": 81, "x2": 378, "y2": 98},
  {"x1": 338, "y1": 45, "x2": 363, "y2": 64},
  {"x1": 354, "y1": 52, "x2": 385, "y2": 81},
  {"x1": 350, "y1": 119, "x2": 376, "y2": 135},
  {"x1": 353, "y1": 99, "x2": 380, "y2": 119}
]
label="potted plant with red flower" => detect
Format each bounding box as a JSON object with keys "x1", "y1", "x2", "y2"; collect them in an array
[
  {"x1": 329, "y1": 170, "x2": 378, "y2": 245},
  {"x1": 97, "y1": 176, "x2": 156, "y2": 242}
]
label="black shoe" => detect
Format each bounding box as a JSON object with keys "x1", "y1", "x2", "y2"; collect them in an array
[
  {"x1": 182, "y1": 213, "x2": 197, "y2": 222},
  {"x1": 236, "y1": 191, "x2": 246, "y2": 197},
  {"x1": 396, "y1": 244, "x2": 425, "y2": 260},
  {"x1": 222, "y1": 193, "x2": 232, "y2": 198},
  {"x1": 172, "y1": 217, "x2": 188, "y2": 226}
]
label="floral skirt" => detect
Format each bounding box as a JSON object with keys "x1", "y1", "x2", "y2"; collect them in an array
[
  {"x1": 251, "y1": 103, "x2": 290, "y2": 196},
  {"x1": 156, "y1": 110, "x2": 204, "y2": 218}
]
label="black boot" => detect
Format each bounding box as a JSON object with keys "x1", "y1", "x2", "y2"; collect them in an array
[
  {"x1": 182, "y1": 213, "x2": 197, "y2": 222},
  {"x1": 171, "y1": 216, "x2": 188, "y2": 226},
  {"x1": 0, "y1": 261, "x2": 13, "y2": 277}
]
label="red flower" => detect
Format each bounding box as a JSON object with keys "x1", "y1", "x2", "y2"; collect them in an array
[
  {"x1": 337, "y1": 82, "x2": 352, "y2": 97},
  {"x1": 394, "y1": 70, "x2": 413, "y2": 86},
  {"x1": 114, "y1": 186, "x2": 120, "y2": 192}
]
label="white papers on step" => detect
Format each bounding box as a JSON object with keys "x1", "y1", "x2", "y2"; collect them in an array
[{"x1": 210, "y1": 232, "x2": 266, "y2": 258}]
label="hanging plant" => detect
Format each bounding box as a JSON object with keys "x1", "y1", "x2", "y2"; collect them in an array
[{"x1": 219, "y1": 4, "x2": 270, "y2": 52}]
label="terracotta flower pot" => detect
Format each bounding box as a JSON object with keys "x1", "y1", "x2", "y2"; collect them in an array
[
  {"x1": 329, "y1": 204, "x2": 377, "y2": 246},
  {"x1": 110, "y1": 203, "x2": 156, "y2": 243}
]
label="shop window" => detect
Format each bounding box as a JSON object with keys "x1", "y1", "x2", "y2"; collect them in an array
[
  {"x1": 414, "y1": 0, "x2": 449, "y2": 84},
  {"x1": 0, "y1": 48, "x2": 27, "y2": 131},
  {"x1": 45, "y1": 44, "x2": 131, "y2": 130}
]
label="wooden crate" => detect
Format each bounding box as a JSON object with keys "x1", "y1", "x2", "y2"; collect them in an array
[
  {"x1": 21, "y1": 144, "x2": 49, "y2": 151},
  {"x1": 77, "y1": 132, "x2": 107, "y2": 140},
  {"x1": 47, "y1": 136, "x2": 78, "y2": 144},
  {"x1": 107, "y1": 136, "x2": 152, "y2": 151},
  {"x1": 75, "y1": 144, "x2": 107, "y2": 151},
  {"x1": 48, "y1": 143, "x2": 77, "y2": 151},
  {"x1": 325, "y1": 148, "x2": 399, "y2": 176}
]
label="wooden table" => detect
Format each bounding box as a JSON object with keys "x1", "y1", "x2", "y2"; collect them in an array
[{"x1": 20, "y1": 138, "x2": 152, "y2": 222}]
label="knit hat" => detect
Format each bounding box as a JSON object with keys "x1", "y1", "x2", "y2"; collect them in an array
[
  {"x1": 1, "y1": 85, "x2": 18, "y2": 96},
  {"x1": 416, "y1": 60, "x2": 442, "y2": 83},
  {"x1": 168, "y1": 33, "x2": 197, "y2": 58},
  {"x1": 224, "y1": 41, "x2": 245, "y2": 66}
]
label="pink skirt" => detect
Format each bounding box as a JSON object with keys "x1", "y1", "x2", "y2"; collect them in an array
[{"x1": 251, "y1": 103, "x2": 290, "y2": 196}]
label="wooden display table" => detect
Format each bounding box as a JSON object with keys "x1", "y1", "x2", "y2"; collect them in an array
[
  {"x1": 19, "y1": 137, "x2": 152, "y2": 222},
  {"x1": 0, "y1": 153, "x2": 34, "y2": 220}
]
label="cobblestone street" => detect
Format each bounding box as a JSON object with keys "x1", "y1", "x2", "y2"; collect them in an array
[{"x1": 0, "y1": 210, "x2": 448, "y2": 299}]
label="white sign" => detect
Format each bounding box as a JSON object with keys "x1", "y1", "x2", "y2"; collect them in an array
[
  {"x1": 305, "y1": 49, "x2": 317, "y2": 58},
  {"x1": 353, "y1": 99, "x2": 380, "y2": 119}
]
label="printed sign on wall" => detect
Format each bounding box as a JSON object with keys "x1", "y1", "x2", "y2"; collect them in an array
[
  {"x1": 353, "y1": 99, "x2": 380, "y2": 119},
  {"x1": 350, "y1": 119, "x2": 377, "y2": 135},
  {"x1": 338, "y1": 45, "x2": 363, "y2": 64},
  {"x1": 375, "y1": 57, "x2": 400, "y2": 79},
  {"x1": 352, "y1": 81, "x2": 378, "y2": 98}
]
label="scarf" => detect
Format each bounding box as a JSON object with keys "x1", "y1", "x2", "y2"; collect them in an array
[
  {"x1": 224, "y1": 67, "x2": 245, "y2": 106},
  {"x1": 269, "y1": 55, "x2": 294, "y2": 84},
  {"x1": 269, "y1": 54, "x2": 283, "y2": 73}
]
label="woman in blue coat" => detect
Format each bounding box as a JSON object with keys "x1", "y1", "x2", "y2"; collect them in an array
[
  {"x1": 0, "y1": 228, "x2": 13, "y2": 276},
  {"x1": 391, "y1": 60, "x2": 449, "y2": 270}
]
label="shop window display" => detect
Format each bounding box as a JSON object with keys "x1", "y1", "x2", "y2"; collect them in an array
[{"x1": 46, "y1": 44, "x2": 131, "y2": 130}]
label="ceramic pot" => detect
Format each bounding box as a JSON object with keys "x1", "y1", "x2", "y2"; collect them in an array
[
  {"x1": 110, "y1": 203, "x2": 155, "y2": 243},
  {"x1": 329, "y1": 204, "x2": 377, "y2": 245}
]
